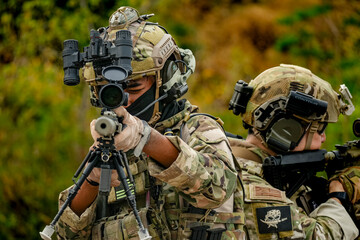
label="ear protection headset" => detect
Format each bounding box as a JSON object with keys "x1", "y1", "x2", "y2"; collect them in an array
[
  {"x1": 229, "y1": 82, "x2": 328, "y2": 152},
  {"x1": 129, "y1": 48, "x2": 196, "y2": 119},
  {"x1": 159, "y1": 48, "x2": 196, "y2": 103}
]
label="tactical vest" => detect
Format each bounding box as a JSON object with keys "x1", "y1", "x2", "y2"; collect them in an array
[
  {"x1": 229, "y1": 138, "x2": 308, "y2": 239},
  {"x1": 91, "y1": 113, "x2": 246, "y2": 240}
]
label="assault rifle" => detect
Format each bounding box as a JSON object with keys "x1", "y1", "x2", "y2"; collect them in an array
[
  {"x1": 263, "y1": 118, "x2": 360, "y2": 199},
  {"x1": 262, "y1": 119, "x2": 360, "y2": 223},
  {"x1": 263, "y1": 142, "x2": 360, "y2": 197}
]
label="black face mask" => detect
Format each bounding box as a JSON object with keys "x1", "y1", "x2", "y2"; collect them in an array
[
  {"x1": 158, "y1": 99, "x2": 186, "y2": 122},
  {"x1": 126, "y1": 83, "x2": 156, "y2": 122}
]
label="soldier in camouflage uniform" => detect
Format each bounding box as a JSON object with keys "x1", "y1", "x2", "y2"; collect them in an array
[
  {"x1": 55, "y1": 6, "x2": 245, "y2": 240},
  {"x1": 228, "y1": 64, "x2": 359, "y2": 239}
]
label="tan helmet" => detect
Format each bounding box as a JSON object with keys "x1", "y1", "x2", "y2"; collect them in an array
[
  {"x1": 230, "y1": 64, "x2": 354, "y2": 152},
  {"x1": 84, "y1": 6, "x2": 196, "y2": 124}
]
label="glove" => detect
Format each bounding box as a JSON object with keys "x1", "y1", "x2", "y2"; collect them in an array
[
  {"x1": 113, "y1": 106, "x2": 145, "y2": 152},
  {"x1": 90, "y1": 107, "x2": 151, "y2": 154},
  {"x1": 330, "y1": 166, "x2": 360, "y2": 204}
]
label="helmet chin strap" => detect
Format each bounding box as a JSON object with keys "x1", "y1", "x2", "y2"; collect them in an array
[
  {"x1": 304, "y1": 121, "x2": 319, "y2": 150},
  {"x1": 148, "y1": 71, "x2": 162, "y2": 125}
]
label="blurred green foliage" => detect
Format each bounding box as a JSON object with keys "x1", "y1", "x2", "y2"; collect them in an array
[{"x1": 1, "y1": 0, "x2": 360, "y2": 239}]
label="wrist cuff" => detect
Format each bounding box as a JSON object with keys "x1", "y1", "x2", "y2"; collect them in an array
[
  {"x1": 133, "y1": 121, "x2": 151, "y2": 157},
  {"x1": 328, "y1": 192, "x2": 351, "y2": 211}
]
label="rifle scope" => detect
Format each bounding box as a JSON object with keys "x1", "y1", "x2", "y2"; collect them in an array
[{"x1": 353, "y1": 118, "x2": 360, "y2": 137}]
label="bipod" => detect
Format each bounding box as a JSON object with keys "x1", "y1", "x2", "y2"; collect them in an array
[{"x1": 40, "y1": 111, "x2": 151, "y2": 240}]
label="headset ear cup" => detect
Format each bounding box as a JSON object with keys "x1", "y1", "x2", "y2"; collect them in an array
[
  {"x1": 265, "y1": 118, "x2": 305, "y2": 152},
  {"x1": 161, "y1": 60, "x2": 178, "y2": 85},
  {"x1": 159, "y1": 52, "x2": 193, "y2": 103}
]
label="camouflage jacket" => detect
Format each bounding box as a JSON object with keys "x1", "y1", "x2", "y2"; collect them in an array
[
  {"x1": 56, "y1": 100, "x2": 244, "y2": 240},
  {"x1": 229, "y1": 137, "x2": 358, "y2": 240}
]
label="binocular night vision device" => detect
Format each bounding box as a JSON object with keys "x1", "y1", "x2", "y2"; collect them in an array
[{"x1": 62, "y1": 29, "x2": 133, "y2": 109}]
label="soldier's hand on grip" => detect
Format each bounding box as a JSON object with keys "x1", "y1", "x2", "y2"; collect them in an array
[{"x1": 113, "y1": 106, "x2": 146, "y2": 152}]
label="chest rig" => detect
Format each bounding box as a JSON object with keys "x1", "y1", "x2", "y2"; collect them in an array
[{"x1": 92, "y1": 111, "x2": 245, "y2": 240}]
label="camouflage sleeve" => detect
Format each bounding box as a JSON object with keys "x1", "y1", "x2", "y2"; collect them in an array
[
  {"x1": 306, "y1": 198, "x2": 359, "y2": 239},
  {"x1": 55, "y1": 186, "x2": 97, "y2": 239},
  {"x1": 148, "y1": 115, "x2": 237, "y2": 209},
  {"x1": 240, "y1": 162, "x2": 358, "y2": 239}
]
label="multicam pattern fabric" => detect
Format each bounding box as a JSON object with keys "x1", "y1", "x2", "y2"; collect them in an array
[
  {"x1": 242, "y1": 64, "x2": 342, "y2": 126},
  {"x1": 106, "y1": 10, "x2": 179, "y2": 77},
  {"x1": 230, "y1": 137, "x2": 358, "y2": 240},
  {"x1": 107, "y1": 22, "x2": 169, "y2": 75},
  {"x1": 108, "y1": 7, "x2": 140, "y2": 30},
  {"x1": 83, "y1": 7, "x2": 180, "y2": 81},
  {"x1": 55, "y1": 100, "x2": 245, "y2": 239},
  {"x1": 330, "y1": 166, "x2": 360, "y2": 204}
]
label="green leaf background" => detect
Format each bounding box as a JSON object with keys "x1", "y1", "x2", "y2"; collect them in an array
[{"x1": 1, "y1": 0, "x2": 360, "y2": 239}]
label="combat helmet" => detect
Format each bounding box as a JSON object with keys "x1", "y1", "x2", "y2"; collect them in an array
[
  {"x1": 229, "y1": 64, "x2": 354, "y2": 152},
  {"x1": 84, "y1": 6, "x2": 196, "y2": 124}
]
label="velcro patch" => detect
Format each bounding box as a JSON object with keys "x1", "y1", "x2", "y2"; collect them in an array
[
  {"x1": 114, "y1": 179, "x2": 135, "y2": 201},
  {"x1": 256, "y1": 206, "x2": 292, "y2": 234},
  {"x1": 249, "y1": 184, "x2": 287, "y2": 202}
]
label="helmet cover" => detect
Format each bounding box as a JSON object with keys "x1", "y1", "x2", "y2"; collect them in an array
[{"x1": 242, "y1": 64, "x2": 342, "y2": 130}]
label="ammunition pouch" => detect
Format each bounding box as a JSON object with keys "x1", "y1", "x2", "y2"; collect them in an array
[
  {"x1": 165, "y1": 209, "x2": 245, "y2": 239},
  {"x1": 92, "y1": 207, "x2": 170, "y2": 240},
  {"x1": 108, "y1": 153, "x2": 150, "y2": 205},
  {"x1": 91, "y1": 206, "x2": 246, "y2": 240}
]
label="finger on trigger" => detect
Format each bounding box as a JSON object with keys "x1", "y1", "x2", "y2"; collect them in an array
[{"x1": 114, "y1": 106, "x2": 127, "y2": 118}]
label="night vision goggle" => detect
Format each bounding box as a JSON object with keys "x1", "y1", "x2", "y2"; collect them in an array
[{"x1": 62, "y1": 28, "x2": 132, "y2": 109}]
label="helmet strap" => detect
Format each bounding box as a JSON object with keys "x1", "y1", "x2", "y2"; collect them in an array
[
  {"x1": 304, "y1": 121, "x2": 319, "y2": 150},
  {"x1": 148, "y1": 70, "x2": 162, "y2": 125},
  {"x1": 132, "y1": 21, "x2": 146, "y2": 47},
  {"x1": 253, "y1": 128, "x2": 267, "y2": 147}
]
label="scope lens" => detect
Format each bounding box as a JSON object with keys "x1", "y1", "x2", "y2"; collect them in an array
[
  {"x1": 353, "y1": 119, "x2": 360, "y2": 137},
  {"x1": 102, "y1": 65, "x2": 128, "y2": 82},
  {"x1": 99, "y1": 84, "x2": 127, "y2": 109}
]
